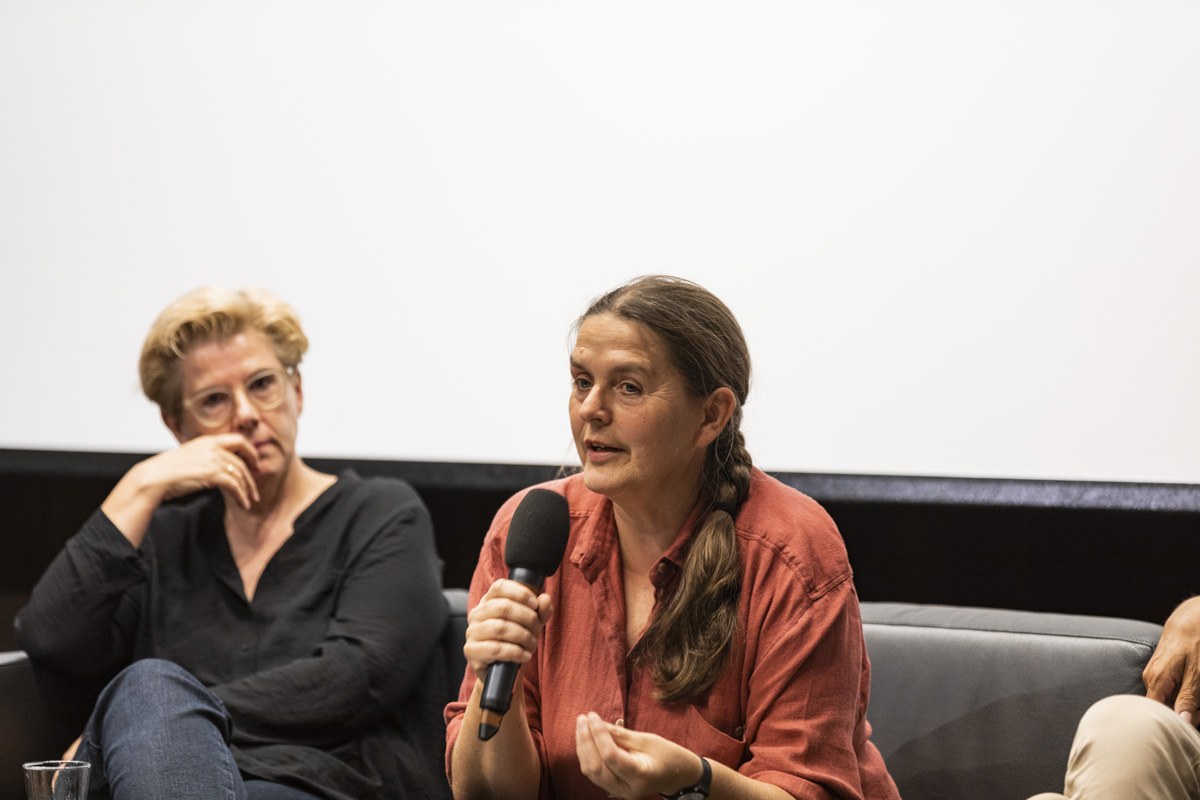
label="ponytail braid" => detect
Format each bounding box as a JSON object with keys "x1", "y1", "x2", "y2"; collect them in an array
[{"x1": 635, "y1": 413, "x2": 753, "y2": 701}]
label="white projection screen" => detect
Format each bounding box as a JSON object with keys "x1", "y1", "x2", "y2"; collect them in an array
[{"x1": 2, "y1": 2, "x2": 1198, "y2": 484}]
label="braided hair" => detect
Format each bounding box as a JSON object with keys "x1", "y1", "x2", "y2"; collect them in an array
[{"x1": 576, "y1": 275, "x2": 752, "y2": 701}]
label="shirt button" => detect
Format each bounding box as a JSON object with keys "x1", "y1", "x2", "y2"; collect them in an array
[{"x1": 735, "y1": 725, "x2": 745, "y2": 738}]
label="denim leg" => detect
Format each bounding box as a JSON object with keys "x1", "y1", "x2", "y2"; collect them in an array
[{"x1": 75, "y1": 659, "x2": 246, "y2": 800}]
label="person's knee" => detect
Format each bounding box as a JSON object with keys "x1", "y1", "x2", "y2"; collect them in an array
[
  {"x1": 97, "y1": 658, "x2": 229, "y2": 736},
  {"x1": 1077, "y1": 694, "x2": 1177, "y2": 746},
  {"x1": 85, "y1": 660, "x2": 242, "y2": 798},
  {"x1": 105, "y1": 658, "x2": 208, "y2": 703},
  {"x1": 1066, "y1": 694, "x2": 1200, "y2": 796},
  {"x1": 111, "y1": 657, "x2": 195, "y2": 686}
]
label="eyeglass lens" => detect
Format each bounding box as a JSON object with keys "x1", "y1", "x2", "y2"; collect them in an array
[{"x1": 187, "y1": 369, "x2": 288, "y2": 426}]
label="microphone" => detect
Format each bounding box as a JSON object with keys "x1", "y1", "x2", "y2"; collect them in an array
[{"x1": 478, "y1": 488, "x2": 570, "y2": 741}]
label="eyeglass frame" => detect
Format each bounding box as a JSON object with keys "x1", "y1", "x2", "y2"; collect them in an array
[{"x1": 181, "y1": 365, "x2": 297, "y2": 430}]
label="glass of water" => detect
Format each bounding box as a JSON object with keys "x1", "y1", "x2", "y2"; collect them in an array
[{"x1": 23, "y1": 761, "x2": 90, "y2": 800}]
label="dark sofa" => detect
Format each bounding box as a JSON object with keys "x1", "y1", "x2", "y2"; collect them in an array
[{"x1": 2, "y1": 590, "x2": 1160, "y2": 800}]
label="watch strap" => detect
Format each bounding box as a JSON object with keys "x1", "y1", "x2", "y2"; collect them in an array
[{"x1": 661, "y1": 755, "x2": 711, "y2": 799}]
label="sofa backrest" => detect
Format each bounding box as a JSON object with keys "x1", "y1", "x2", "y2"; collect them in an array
[
  {"x1": 441, "y1": 593, "x2": 1164, "y2": 799},
  {"x1": 861, "y1": 602, "x2": 1162, "y2": 800},
  {"x1": 443, "y1": 587, "x2": 469, "y2": 705}
]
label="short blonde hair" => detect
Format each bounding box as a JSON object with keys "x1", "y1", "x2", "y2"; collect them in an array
[{"x1": 139, "y1": 286, "x2": 308, "y2": 416}]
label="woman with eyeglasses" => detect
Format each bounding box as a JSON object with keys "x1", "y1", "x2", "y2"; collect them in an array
[{"x1": 16, "y1": 287, "x2": 451, "y2": 800}]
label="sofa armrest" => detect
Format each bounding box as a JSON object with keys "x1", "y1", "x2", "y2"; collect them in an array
[
  {"x1": 0, "y1": 651, "x2": 99, "y2": 800},
  {"x1": 862, "y1": 602, "x2": 1162, "y2": 800}
]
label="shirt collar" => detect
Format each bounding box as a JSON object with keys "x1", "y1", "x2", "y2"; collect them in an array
[{"x1": 569, "y1": 482, "x2": 708, "y2": 584}]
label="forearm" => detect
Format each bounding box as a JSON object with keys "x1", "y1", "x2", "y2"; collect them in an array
[
  {"x1": 100, "y1": 461, "x2": 168, "y2": 548},
  {"x1": 99, "y1": 436, "x2": 261, "y2": 547},
  {"x1": 16, "y1": 511, "x2": 141, "y2": 675},
  {"x1": 451, "y1": 680, "x2": 543, "y2": 800},
  {"x1": 709, "y1": 761, "x2": 794, "y2": 800}
]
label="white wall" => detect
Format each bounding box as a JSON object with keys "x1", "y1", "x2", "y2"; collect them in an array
[{"x1": 2, "y1": 2, "x2": 1198, "y2": 483}]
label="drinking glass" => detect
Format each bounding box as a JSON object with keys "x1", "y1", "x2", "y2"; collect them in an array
[{"x1": 23, "y1": 760, "x2": 90, "y2": 800}]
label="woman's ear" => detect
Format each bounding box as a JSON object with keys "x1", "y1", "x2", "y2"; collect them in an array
[
  {"x1": 292, "y1": 370, "x2": 304, "y2": 416},
  {"x1": 696, "y1": 386, "x2": 737, "y2": 448}
]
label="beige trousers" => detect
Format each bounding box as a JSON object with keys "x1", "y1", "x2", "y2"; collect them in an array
[{"x1": 1028, "y1": 694, "x2": 1200, "y2": 800}]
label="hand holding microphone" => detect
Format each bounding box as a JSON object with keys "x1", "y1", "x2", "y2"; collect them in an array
[{"x1": 469, "y1": 488, "x2": 569, "y2": 741}]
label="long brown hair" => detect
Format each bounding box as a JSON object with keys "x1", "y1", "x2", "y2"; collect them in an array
[{"x1": 577, "y1": 275, "x2": 752, "y2": 701}]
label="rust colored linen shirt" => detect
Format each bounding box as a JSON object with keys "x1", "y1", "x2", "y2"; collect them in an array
[{"x1": 445, "y1": 468, "x2": 899, "y2": 800}]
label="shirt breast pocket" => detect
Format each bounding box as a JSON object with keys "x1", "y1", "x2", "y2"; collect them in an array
[{"x1": 682, "y1": 703, "x2": 747, "y2": 769}]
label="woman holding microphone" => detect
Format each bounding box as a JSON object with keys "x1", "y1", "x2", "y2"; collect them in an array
[{"x1": 446, "y1": 276, "x2": 897, "y2": 800}]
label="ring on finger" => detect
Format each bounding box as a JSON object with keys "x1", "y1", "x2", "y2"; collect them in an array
[{"x1": 225, "y1": 464, "x2": 236, "y2": 476}]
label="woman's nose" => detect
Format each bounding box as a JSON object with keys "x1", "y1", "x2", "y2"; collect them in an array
[
  {"x1": 230, "y1": 388, "x2": 260, "y2": 428},
  {"x1": 578, "y1": 386, "x2": 609, "y2": 423}
]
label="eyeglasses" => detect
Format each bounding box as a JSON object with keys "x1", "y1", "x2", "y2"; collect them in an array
[{"x1": 182, "y1": 367, "x2": 295, "y2": 429}]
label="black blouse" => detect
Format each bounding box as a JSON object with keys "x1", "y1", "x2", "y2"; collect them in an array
[{"x1": 16, "y1": 470, "x2": 451, "y2": 800}]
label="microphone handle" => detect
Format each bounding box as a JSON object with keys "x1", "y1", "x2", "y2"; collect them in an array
[{"x1": 478, "y1": 566, "x2": 546, "y2": 740}]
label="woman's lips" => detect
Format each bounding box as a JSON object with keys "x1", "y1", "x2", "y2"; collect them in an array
[{"x1": 585, "y1": 441, "x2": 623, "y2": 462}]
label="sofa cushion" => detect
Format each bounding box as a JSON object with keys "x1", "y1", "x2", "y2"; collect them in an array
[{"x1": 862, "y1": 602, "x2": 1162, "y2": 800}]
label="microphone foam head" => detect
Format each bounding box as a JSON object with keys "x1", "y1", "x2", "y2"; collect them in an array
[{"x1": 505, "y1": 488, "x2": 570, "y2": 576}]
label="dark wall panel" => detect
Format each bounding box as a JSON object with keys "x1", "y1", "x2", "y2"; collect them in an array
[{"x1": 3, "y1": 448, "x2": 1199, "y2": 652}]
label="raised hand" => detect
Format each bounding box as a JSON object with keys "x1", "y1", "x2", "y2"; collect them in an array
[
  {"x1": 101, "y1": 434, "x2": 260, "y2": 547},
  {"x1": 147, "y1": 434, "x2": 260, "y2": 506},
  {"x1": 574, "y1": 713, "x2": 703, "y2": 800},
  {"x1": 462, "y1": 578, "x2": 553, "y2": 681},
  {"x1": 1145, "y1": 596, "x2": 1200, "y2": 723}
]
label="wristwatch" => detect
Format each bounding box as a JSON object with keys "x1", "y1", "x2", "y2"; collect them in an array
[{"x1": 661, "y1": 756, "x2": 711, "y2": 800}]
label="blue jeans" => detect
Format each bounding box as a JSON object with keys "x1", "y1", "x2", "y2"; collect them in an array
[{"x1": 74, "y1": 659, "x2": 321, "y2": 800}]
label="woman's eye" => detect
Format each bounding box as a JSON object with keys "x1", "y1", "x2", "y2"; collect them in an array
[
  {"x1": 249, "y1": 373, "x2": 278, "y2": 395},
  {"x1": 200, "y1": 392, "x2": 230, "y2": 410}
]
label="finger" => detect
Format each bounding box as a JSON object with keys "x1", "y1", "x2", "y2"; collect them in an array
[
  {"x1": 576, "y1": 715, "x2": 628, "y2": 797},
  {"x1": 229, "y1": 456, "x2": 259, "y2": 505},
  {"x1": 481, "y1": 579, "x2": 540, "y2": 609},
  {"x1": 1144, "y1": 656, "x2": 1174, "y2": 704},
  {"x1": 536, "y1": 592, "x2": 555, "y2": 624},
  {"x1": 209, "y1": 436, "x2": 259, "y2": 505},
  {"x1": 219, "y1": 459, "x2": 254, "y2": 510},
  {"x1": 1175, "y1": 659, "x2": 1200, "y2": 723},
  {"x1": 213, "y1": 433, "x2": 260, "y2": 469},
  {"x1": 603, "y1": 721, "x2": 644, "y2": 748},
  {"x1": 469, "y1": 592, "x2": 544, "y2": 637},
  {"x1": 468, "y1": 593, "x2": 544, "y2": 632},
  {"x1": 586, "y1": 714, "x2": 643, "y2": 778},
  {"x1": 463, "y1": 638, "x2": 533, "y2": 677},
  {"x1": 1146, "y1": 651, "x2": 1183, "y2": 705},
  {"x1": 575, "y1": 714, "x2": 600, "y2": 770},
  {"x1": 466, "y1": 615, "x2": 541, "y2": 656}
]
